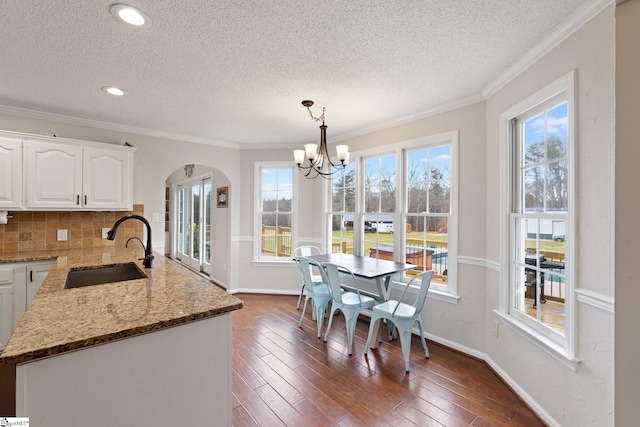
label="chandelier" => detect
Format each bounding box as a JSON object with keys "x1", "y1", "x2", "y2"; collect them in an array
[{"x1": 293, "y1": 100, "x2": 350, "y2": 179}]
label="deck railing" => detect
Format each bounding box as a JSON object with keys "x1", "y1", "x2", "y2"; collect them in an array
[
  {"x1": 261, "y1": 225, "x2": 292, "y2": 257},
  {"x1": 526, "y1": 248, "x2": 565, "y2": 301},
  {"x1": 406, "y1": 238, "x2": 448, "y2": 283}
]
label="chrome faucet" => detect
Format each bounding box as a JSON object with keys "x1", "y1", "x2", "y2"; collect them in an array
[{"x1": 107, "y1": 214, "x2": 154, "y2": 268}]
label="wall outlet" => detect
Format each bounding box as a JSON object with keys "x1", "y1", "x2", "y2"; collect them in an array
[
  {"x1": 102, "y1": 228, "x2": 111, "y2": 239},
  {"x1": 492, "y1": 321, "x2": 499, "y2": 338},
  {"x1": 57, "y1": 229, "x2": 68, "y2": 241}
]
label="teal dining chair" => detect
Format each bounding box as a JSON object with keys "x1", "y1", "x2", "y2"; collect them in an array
[
  {"x1": 364, "y1": 270, "x2": 434, "y2": 372},
  {"x1": 321, "y1": 262, "x2": 376, "y2": 355},
  {"x1": 295, "y1": 256, "x2": 332, "y2": 338}
]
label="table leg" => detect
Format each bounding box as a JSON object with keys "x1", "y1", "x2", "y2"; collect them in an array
[{"x1": 375, "y1": 276, "x2": 392, "y2": 302}]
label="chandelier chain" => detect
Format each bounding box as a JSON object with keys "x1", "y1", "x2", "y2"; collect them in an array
[{"x1": 306, "y1": 106, "x2": 325, "y2": 123}]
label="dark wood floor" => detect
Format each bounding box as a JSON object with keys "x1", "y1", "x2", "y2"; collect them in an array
[{"x1": 231, "y1": 294, "x2": 545, "y2": 427}]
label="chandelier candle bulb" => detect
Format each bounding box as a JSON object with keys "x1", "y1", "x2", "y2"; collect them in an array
[
  {"x1": 304, "y1": 143, "x2": 318, "y2": 161},
  {"x1": 293, "y1": 149, "x2": 305, "y2": 165},
  {"x1": 336, "y1": 145, "x2": 349, "y2": 163}
]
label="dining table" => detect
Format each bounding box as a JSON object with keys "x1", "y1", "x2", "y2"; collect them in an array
[{"x1": 307, "y1": 253, "x2": 417, "y2": 348}]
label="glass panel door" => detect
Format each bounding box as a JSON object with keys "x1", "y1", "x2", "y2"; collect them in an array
[
  {"x1": 189, "y1": 182, "x2": 201, "y2": 270},
  {"x1": 177, "y1": 185, "x2": 191, "y2": 262},
  {"x1": 174, "y1": 176, "x2": 213, "y2": 274},
  {"x1": 203, "y1": 178, "x2": 212, "y2": 271}
]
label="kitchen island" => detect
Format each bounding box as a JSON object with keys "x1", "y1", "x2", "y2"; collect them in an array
[{"x1": 0, "y1": 246, "x2": 243, "y2": 426}]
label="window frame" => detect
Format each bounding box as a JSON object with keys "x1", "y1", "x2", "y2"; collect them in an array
[
  {"x1": 253, "y1": 162, "x2": 298, "y2": 263},
  {"x1": 497, "y1": 70, "x2": 579, "y2": 369},
  {"x1": 324, "y1": 130, "x2": 459, "y2": 301},
  {"x1": 327, "y1": 161, "x2": 356, "y2": 255},
  {"x1": 403, "y1": 141, "x2": 456, "y2": 294}
]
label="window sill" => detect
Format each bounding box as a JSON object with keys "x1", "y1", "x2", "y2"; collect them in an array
[
  {"x1": 252, "y1": 259, "x2": 296, "y2": 266},
  {"x1": 391, "y1": 281, "x2": 461, "y2": 304},
  {"x1": 494, "y1": 309, "x2": 580, "y2": 371}
]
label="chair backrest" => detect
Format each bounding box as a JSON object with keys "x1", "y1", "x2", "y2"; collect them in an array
[
  {"x1": 294, "y1": 245, "x2": 321, "y2": 257},
  {"x1": 294, "y1": 246, "x2": 321, "y2": 279},
  {"x1": 392, "y1": 270, "x2": 435, "y2": 317},
  {"x1": 296, "y1": 257, "x2": 325, "y2": 294},
  {"x1": 322, "y1": 262, "x2": 363, "y2": 304}
]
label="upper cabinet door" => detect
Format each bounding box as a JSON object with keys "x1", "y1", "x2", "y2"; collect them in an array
[
  {"x1": 0, "y1": 137, "x2": 23, "y2": 209},
  {"x1": 24, "y1": 140, "x2": 83, "y2": 209},
  {"x1": 83, "y1": 147, "x2": 132, "y2": 210}
]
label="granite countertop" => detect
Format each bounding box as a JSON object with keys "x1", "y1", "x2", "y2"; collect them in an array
[{"x1": 0, "y1": 247, "x2": 243, "y2": 365}]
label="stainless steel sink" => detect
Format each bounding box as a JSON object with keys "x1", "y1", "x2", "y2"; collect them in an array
[{"x1": 64, "y1": 262, "x2": 148, "y2": 289}]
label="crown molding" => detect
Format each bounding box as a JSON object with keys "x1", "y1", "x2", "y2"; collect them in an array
[
  {"x1": 482, "y1": 0, "x2": 613, "y2": 98},
  {"x1": 0, "y1": 104, "x2": 241, "y2": 149}
]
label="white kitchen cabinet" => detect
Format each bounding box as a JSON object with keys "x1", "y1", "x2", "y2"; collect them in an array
[
  {"x1": 0, "y1": 261, "x2": 53, "y2": 351},
  {"x1": 24, "y1": 139, "x2": 134, "y2": 210},
  {"x1": 83, "y1": 147, "x2": 133, "y2": 210},
  {"x1": 24, "y1": 140, "x2": 83, "y2": 209},
  {"x1": 0, "y1": 137, "x2": 23, "y2": 209}
]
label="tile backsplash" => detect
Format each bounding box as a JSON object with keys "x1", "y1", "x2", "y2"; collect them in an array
[{"x1": 0, "y1": 204, "x2": 144, "y2": 253}]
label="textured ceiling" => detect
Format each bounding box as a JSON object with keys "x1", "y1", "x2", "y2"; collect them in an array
[{"x1": 0, "y1": 0, "x2": 594, "y2": 147}]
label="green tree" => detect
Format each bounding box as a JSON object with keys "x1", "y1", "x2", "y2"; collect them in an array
[{"x1": 524, "y1": 136, "x2": 567, "y2": 212}]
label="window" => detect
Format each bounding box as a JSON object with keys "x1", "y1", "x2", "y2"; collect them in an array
[
  {"x1": 363, "y1": 154, "x2": 397, "y2": 259},
  {"x1": 255, "y1": 163, "x2": 296, "y2": 261},
  {"x1": 404, "y1": 145, "x2": 452, "y2": 291},
  {"x1": 326, "y1": 131, "x2": 458, "y2": 297},
  {"x1": 329, "y1": 162, "x2": 356, "y2": 254},
  {"x1": 500, "y1": 71, "x2": 577, "y2": 366}
]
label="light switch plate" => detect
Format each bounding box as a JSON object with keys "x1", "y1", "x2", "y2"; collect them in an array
[
  {"x1": 102, "y1": 228, "x2": 111, "y2": 239},
  {"x1": 57, "y1": 229, "x2": 68, "y2": 241}
]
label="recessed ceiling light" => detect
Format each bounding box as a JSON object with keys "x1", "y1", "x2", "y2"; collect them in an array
[
  {"x1": 109, "y1": 4, "x2": 152, "y2": 28},
  {"x1": 102, "y1": 86, "x2": 126, "y2": 96}
]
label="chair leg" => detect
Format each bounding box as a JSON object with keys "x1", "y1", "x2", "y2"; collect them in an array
[
  {"x1": 345, "y1": 312, "x2": 357, "y2": 355},
  {"x1": 299, "y1": 296, "x2": 310, "y2": 328},
  {"x1": 398, "y1": 326, "x2": 413, "y2": 372},
  {"x1": 387, "y1": 320, "x2": 396, "y2": 341},
  {"x1": 314, "y1": 300, "x2": 327, "y2": 338},
  {"x1": 296, "y1": 283, "x2": 305, "y2": 310},
  {"x1": 364, "y1": 315, "x2": 382, "y2": 355},
  {"x1": 324, "y1": 304, "x2": 338, "y2": 342},
  {"x1": 416, "y1": 319, "x2": 429, "y2": 359}
]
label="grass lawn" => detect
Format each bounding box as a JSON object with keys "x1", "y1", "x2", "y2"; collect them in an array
[{"x1": 332, "y1": 231, "x2": 565, "y2": 256}]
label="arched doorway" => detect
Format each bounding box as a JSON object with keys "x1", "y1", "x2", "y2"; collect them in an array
[{"x1": 165, "y1": 164, "x2": 230, "y2": 283}]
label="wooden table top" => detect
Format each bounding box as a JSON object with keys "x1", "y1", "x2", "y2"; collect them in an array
[{"x1": 307, "y1": 253, "x2": 416, "y2": 279}]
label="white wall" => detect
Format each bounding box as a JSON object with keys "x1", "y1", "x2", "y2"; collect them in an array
[{"x1": 485, "y1": 5, "x2": 615, "y2": 426}]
